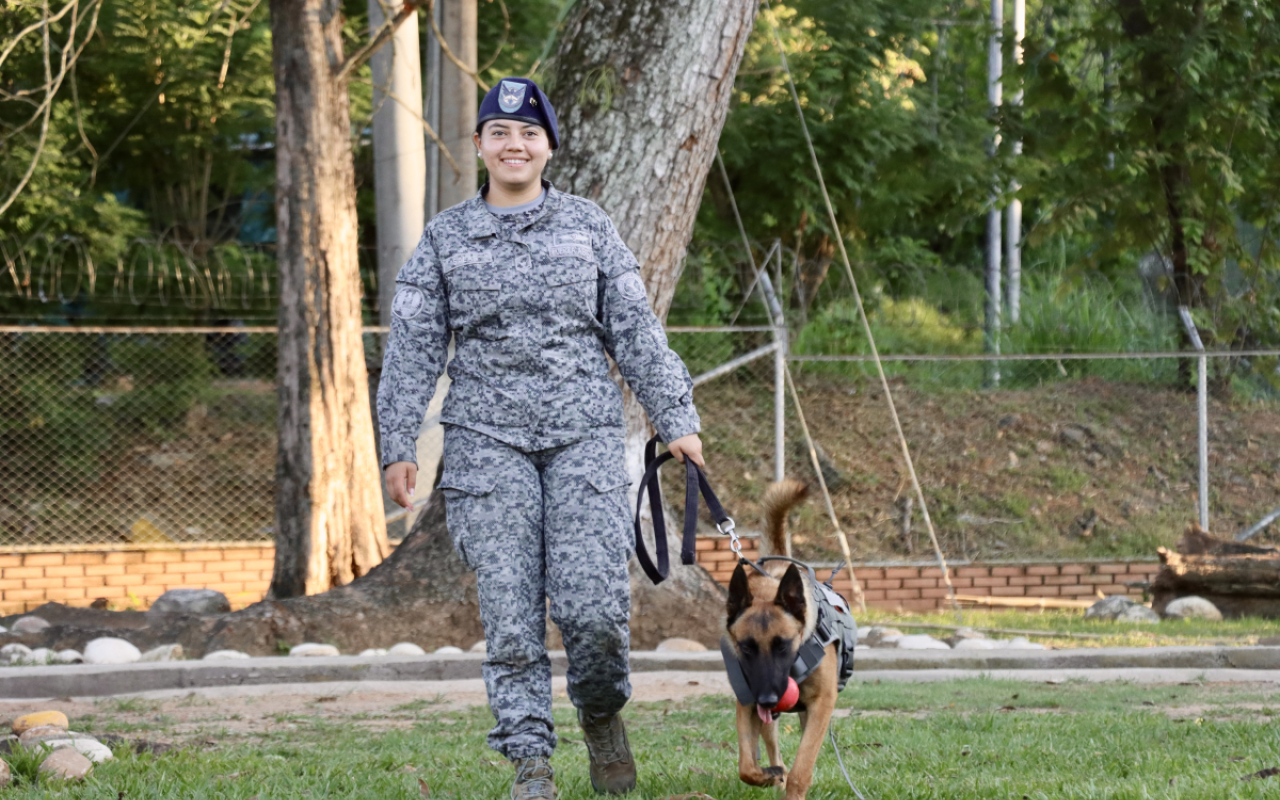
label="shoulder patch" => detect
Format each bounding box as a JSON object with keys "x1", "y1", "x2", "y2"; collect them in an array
[
  {"x1": 615, "y1": 272, "x2": 648, "y2": 302},
  {"x1": 392, "y1": 285, "x2": 427, "y2": 319}
]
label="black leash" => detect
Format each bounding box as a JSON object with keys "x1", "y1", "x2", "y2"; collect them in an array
[{"x1": 633, "y1": 435, "x2": 735, "y2": 585}]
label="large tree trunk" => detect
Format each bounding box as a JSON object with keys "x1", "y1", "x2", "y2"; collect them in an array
[{"x1": 270, "y1": 0, "x2": 390, "y2": 598}]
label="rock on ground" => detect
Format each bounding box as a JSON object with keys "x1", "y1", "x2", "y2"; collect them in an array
[
  {"x1": 389, "y1": 643, "x2": 426, "y2": 656},
  {"x1": 656, "y1": 637, "x2": 708, "y2": 652},
  {"x1": 1118, "y1": 605, "x2": 1161, "y2": 623},
  {"x1": 27, "y1": 648, "x2": 54, "y2": 665},
  {"x1": 19, "y1": 725, "x2": 72, "y2": 743},
  {"x1": 954, "y1": 638, "x2": 1001, "y2": 650},
  {"x1": 469, "y1": 641, "x2": 486, "y2": 654},
  {"x1": 358, "y1": 648, "x2": 388, "y2": 657},
  {"x1": 148, "y1": 588, "x2": 231, "y2": 616},
  {"x1": 139, "y1": 644, "x2": 184, "y2": 662},
  {"x1": 13, "y1": 711, "x2": 69, "y2": 734},
  {"x1": 55, "y1": 649, "x2": 83, "y2": 664},
  {"x1": 11, "y1": 616, "x2": 51, "y2": 634},
  {"x1": 1085, "y1": 596, "x2": 1142, "y2": 621},
  {"x1": 38, "y1": 747, "x2": 93, "y2": 781},
  {"x1": 863, "y1": 627, "x2": 904, "y2": 647},
  {"x1": 289, "y1": 643, "x2": 340, "y2": 657},
  {"x1": 83, "y1": 637, "x2": 142, "y2": 665},
  {"x1": 944, "y1": 628, "x2": 986, "y2": 647},
  {"x1": 0, "y1": 644, "x2": 32, "y2": 665},
  {"x1": 896, "y1": 634, "x2": 950, "y2": 650},
  {"x1": 202, "y1": 650, "x2": 250, "y2": 660},
  {"x1": 0, "y1": 757, "x2": 9, "y2": 787},
  {"x1": 39, "y1": 738, "x2": 114, "y2": 763},
  {"x1": 1163, "y1": 596, "x2": 1224, "y2": 621},
  {"x1": 434, "y1": 646, "x2": 463, "y2": 655}
]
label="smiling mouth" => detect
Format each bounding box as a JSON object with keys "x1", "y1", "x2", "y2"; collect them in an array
[{"x1": 501, "y1": 158, "x2": 529, "y2": 167}]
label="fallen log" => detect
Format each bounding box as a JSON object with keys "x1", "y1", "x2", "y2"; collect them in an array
[{"x1": 1152, "y1": 525, "x2": 1280, "y2": 618}]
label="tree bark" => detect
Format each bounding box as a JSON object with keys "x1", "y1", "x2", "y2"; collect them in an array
[{"x1": 270, "y1": 0, "x2": 390, "y2": 598}]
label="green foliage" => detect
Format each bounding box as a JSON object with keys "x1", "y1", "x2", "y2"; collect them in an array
[
  {"x1": 3, "y1": 740, "x2": 51, "y2": 787},
  {"x1": 1019, "y1": 0, "x2": 1280, "y2": 347},
  {"x1": 0, "y1": 334, "x2": 112, "y2": 483},
  {"x1": 108, "y1": 335, "x2": 214, "y2": 432}
]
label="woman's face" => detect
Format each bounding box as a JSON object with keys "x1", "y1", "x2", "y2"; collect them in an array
[{"x1": 474, "y1": 121, "x2": 552, "y2": 191}]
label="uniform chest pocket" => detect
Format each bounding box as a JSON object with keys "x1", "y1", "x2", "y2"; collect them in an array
[
  {"x1": 444, "y1": 250, "x2": 501, "y2": 327},
  {"x1": 542, "y1": 243, "x2": 598, "y2": 316}
]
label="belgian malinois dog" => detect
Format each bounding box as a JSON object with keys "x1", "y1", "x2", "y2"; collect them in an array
[{"x1": 725, "y1": 480, "x2": 841, "y2": 800}]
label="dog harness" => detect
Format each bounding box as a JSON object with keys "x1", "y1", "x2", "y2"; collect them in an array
[{"x1": 720, "y1": 560, "x2": 858, "y2": 711}]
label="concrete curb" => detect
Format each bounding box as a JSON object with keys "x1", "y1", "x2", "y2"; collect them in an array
[{"x1": 4, "y1": 647, "x2": 1280, "y2": 699}]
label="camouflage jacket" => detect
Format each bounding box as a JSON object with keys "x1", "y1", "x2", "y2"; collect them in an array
[{"x1": 377, "y1": 181, "x2": 700, "y2": 467}]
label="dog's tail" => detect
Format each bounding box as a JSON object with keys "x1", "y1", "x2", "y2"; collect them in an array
[{"x1": 759, "y1": 479, "x2": 809, "y2": 557}]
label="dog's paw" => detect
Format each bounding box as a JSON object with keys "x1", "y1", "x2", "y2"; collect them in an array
[
  {"x1": 739, "y1": 767, "x2": 787, "y2": 788},
  {"x1": 762, "y1": 765, "x2": 788, "y2": 786}
]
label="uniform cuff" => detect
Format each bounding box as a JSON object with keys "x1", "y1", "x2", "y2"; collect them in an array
[
  {"x1": 380, "y1": 435, "x2": 419, "y2": 470},
  {"x1": 651, "y1": 402, "x2": 701, "y2": 444}
]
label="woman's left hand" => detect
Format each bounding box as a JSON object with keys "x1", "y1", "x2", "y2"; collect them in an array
[{"x1": 668, "y1": 433, "x2": 704, "y2": 468}]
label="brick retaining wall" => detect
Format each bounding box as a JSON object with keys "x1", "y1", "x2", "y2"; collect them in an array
[
  {"x1": 1, "y1": 537, "x2": 1158, "y2": 614},
  {"x1": 694, "y1": 535, "x2": 1158, "y2": 611},
  {"x1": 0, "y1": 546, "x2": 273, "y2": 614}
]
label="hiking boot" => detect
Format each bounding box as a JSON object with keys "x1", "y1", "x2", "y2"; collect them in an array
[
  {"x1": 511, "y1": 756, "x2": 556, "y2": 800},
  {"x1": 578, "y1": 710, "x2": 637, "y2": 794}
]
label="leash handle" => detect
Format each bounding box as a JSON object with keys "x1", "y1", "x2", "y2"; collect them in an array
[{"x1": 633, "y1": 435, "x2": 734, "y2": 585}]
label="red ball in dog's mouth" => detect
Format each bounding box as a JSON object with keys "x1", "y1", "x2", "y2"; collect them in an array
[{"x1": 756, "y1": 677, "x2": 800, "y2": 724}]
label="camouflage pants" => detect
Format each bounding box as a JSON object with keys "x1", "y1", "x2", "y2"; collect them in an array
[{"x1": 439, "y1": 425, "x2": 633, "y2": 760}]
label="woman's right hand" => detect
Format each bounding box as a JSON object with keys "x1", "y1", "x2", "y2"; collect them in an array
[{"x1": 385, "y1": 461, "x2": 418, "y2": 509}]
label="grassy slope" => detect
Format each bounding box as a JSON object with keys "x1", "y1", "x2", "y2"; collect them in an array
[
  {"x1": 17, "y1": 681, "x2": 1280, "y2": 798},
  {"x1": 688, "y1": 371, "x2": 1280, "y2": 564}
]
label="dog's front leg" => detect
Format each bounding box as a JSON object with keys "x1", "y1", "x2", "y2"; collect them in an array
[
  {"x1": 784, "y1": 694, "x2": 835, "y2": 799},
  {"x1": 736, "y1": 703, "x2": 786, "y2": 787},
  {"x1": 761, "y1": 715, "x2": 786, "y2": 775}
]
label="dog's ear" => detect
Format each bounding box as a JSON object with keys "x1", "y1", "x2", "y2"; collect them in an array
[
  {"x1": 726, "y1": 562, "x2": 753, "y2": 626},
  {"x1": 775, "y1": 564, "x2": 807, "y2": 623}
]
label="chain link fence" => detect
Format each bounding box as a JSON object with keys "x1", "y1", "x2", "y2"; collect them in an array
[
  {"x1": 6, "y1": 318, "x2": 1279, "y2": 557},
  {"x1": 0, "y1": 326, "x2": 279, "y2": 549}
]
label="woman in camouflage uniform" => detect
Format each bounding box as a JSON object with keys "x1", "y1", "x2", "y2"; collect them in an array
[{"x1": 378, "y1": 77, "x2": 703, "y2": 799}]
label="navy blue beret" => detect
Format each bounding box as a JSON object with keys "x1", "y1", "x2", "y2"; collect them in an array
[{"x1": 476, "y1": 77, "x2": 559, "y2": 149}]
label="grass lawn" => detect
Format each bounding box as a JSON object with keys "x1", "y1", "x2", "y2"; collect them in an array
[{"x1": 12, "y1": 678, "x2": 1280, "y2": 799}]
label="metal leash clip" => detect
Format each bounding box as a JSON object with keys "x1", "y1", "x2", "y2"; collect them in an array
[{"x1": 718, "y1": 517, "x2": 740, "y2": 555}]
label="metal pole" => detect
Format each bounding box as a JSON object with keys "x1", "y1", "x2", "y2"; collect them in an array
[
  {"x1": 369, "y1": 0, "x2": 426, "y2": 332},
  {"x1": 1005, "y1": 0, "x2": 1023, "y2": 325},
  {"x1": 424, "y1": 0, "x2": 441, "y2": 220},
  {"x1": 1178, "y1": 306, "x2": 1209, "y2": 531},
  {"x1": 985, "y1": 0, "x2": 1003, "y2": 386},
  {"x1": 757, "y1": 263, "x2": 788, "y2": 486},
  {"x1": 773, "y1": 255, "x2": 786, "y2": 485}
]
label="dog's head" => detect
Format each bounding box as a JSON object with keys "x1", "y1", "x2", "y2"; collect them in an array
[{"x1": 725, "y1": 562, "x2": 810, "y2": 709}]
